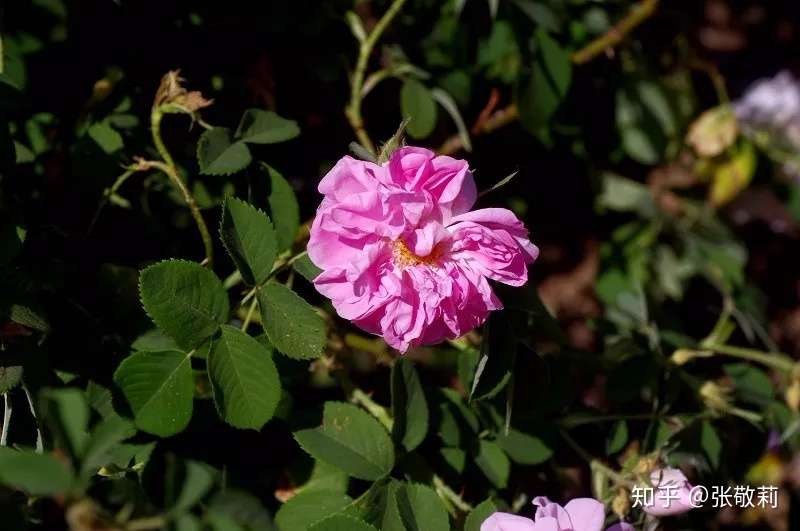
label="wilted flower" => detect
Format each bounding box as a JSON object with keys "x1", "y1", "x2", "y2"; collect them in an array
[
  {"x1": 308, "y1": 147, "x2": 538, "y2": 352},
  {"x1": 153, "y1": 70, "x2": 214, "y2": 114},
  {"x1": 642, "y1": 467, "x2": 695, "y2": 517},
  {"x1": 686, "y1": 105, "x2": 738, "y2": 158},
  {"x1": 699, "y1": 380, "x2": 734, "y2": 414},
  {"x1": 734, "y1": 70, "x2": 800, "y2": 153},
  {"x1": 481, "y1": 497, "x2": 633, "y2": 531},
  {"x1": 611, "y1": 488, "x2": 631, "y2": 519}
]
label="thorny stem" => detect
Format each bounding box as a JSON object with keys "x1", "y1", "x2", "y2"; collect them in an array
[
  {"x1": 242, "y1": 286, "x2": 258, "y2": 305},
  {"x1": 571, "y1": 0, "x2": 660, "y2": 64},
  {"x1": 437, "y1": 104, "x2": 519, "y2": 155},
  {"x1": 1, "y1": 393, "x2": 10, "y2": 446},
  {"x1": 238, "y1": 250, "x2": 309, "y2": 313},
  {"x1": 345, "y1": 0, "x2": 408, "y2": 155},
  {"x1": 351, "y1": 388, "x2": 393, "y2": 430},
  {"x1": 433, "y1": 475, "x2": 473, "y2": 514},
  {"x1": 150, "y1": 107, "x2": 214, "y2": 266},
  {"x1": 702, "y1": 343, "x2": 795, "y2": 373},
  {"x1": 240, "y1": 296, "x2": 259, "y2": 332},
  {"x1": 270, "y1": 250, "x2": 308, "y2": 280}
]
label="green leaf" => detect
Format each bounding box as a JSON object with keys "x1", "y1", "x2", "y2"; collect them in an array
[
  {"x1": 496, "y1": 425, "x2": 554, "y2": 465},
  {"x1": 139, "y1": 260, "x2": 230, "y2": 350},
  {"x1": 309, "y1": 515, "x2": 377, "y2": 531},
  {"x1": 700, "y1": 420, "x2": 722, "y2": 469},
  {"x1": 7, "y1": 303, "x2": 49, "y2": 333},
  {"x1": 258, "y1": 283, "x2": 326, "y2": 360},
  {"x1": 514, "y1": 1, "x2": 559, "y2": 30},
  {"x1": 400, "y1": 79, "x2": 438, "y2": 139},
  {"x1": 208, "y1": 489, "x2": 277, "y2": 531},
  {"x1": 346, "y1": 11, "x2": 367, "y2": 43},
  {"x1": 81, "y1": 415, "x2": 137, "y2": 479},
  {"x1": 465, "y1": 499, "x2": 498, "y2": 531},
  {"x1": 0, "y1": 366, "x2": 23, "y2": 394},
  {"x1": 597, "y1": 173, "x2": 657, "y2": 218},
  {"x1": 518, "y1": 30, "x2": 571, "y2": 134},
  {"x1": 606, "y1": 420, "x2": 629, "y2": 455},
  {"x1": 297, "y1": 460, "x2": 349, "y2": 496},
  {"x1": 293, "y1": 254, "x2": 322, "y2": 283},
  {"x1": 344, "y1": 479, "x2": 394, "y2": 526},
  {"x1": 294, "y1": 402, "x2": 395, "y2": 481},
  {"x1": 172, "y1": 460, "x2": 216, "y2": 515},
  {"x1": 87, "y1": 121, "x2": 123, "y2": 154},
  {"x1": 220, "y1": 197, "x2": 278, "y2": 286},
  {"x1": 86, "y1": 381, "x2": 116, "y2": 418},
  {"x1": 477, "y1": 21, "x2": 521, "y2": 84},
  {"x1": 176, "y1": 514, "x2": 203, "y2": 531},
  {"x1": 208, "y1": 325, "x2": 281, "y2": 430},
  {"x1": 41, "y1": 388, "x2": 89, "y2": 460},
  {"x1": 440, "y1": 447, "x2": 467, "y2": 474},
  {"x1": 615, "y1": 79, "x2": 678, "y2": 164},
  {"x1": 724, "y1": 363, "x2": 775, "y2": 406},
  {"x1": 113, "y1": 350, "x2": 194, "y2": 437},
  {"x1": 275, "y1": 490, "x2": 352, "y2": 531},
  {"x1": 264, "y1": 165, "x2": 301, "y2": 252},
  {"x1": 132, "y1": 328, "x2": 180, "y2": 353},
  {"x1": 474, "y1": 440, "x2": 510, "y2": 488},
  {"x1": 391, "y1": 358, "x2": 429, "y2": 452},
  {"x1": 198, "y1": 127, "x2": 252, "y2": 176},
  {"x1": 431, "y1": 88, "x2": 472, "y2": 152},
  {"x1": 383, "y1": 483, "x2": 449, "y2": 531},
  {"x1": 0, "y1": 448, "x2": 73, "y2": 495},
  {"x1": 438, "y1": 70, "x2": 471, "y2": 106},
  {"x1": 437, "y1": 388, "x2": 479, "y2": 447},
  {"x1": 236, "y1": 110, "x2": 300, "y2": 144},
  {"x1": 207, "y1": 511, "x2": 247, "y2": 531}
]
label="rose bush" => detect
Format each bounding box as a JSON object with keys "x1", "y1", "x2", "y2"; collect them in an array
[{"x1": 1, "y1": 1, "x2": 799, "y2": 531}]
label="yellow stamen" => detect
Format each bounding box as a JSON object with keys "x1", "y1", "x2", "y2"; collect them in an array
[{"x1": 391, "y1": 238, "x2": 443, "y2": 269}]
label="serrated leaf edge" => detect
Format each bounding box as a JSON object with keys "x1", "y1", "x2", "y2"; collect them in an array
[
  {"x1": 218, "y1": 196, "x2": 277, "y2": 286},
  {"x1": 137, "y1": 258, "x2": 226, "y2": 348},
  {"x1": 196, "y1": 128, "x2": 253, "y2": 177}
]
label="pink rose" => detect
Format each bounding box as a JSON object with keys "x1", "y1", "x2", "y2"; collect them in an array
[
  {"x1": 642, "y1": 468, "x2": 695, "y2": 516},
  {"x1": 308, "y1": 147, "x2": 538, "y2": 352},
  {"x1": 482, "y1": 497, "x2": 634, "y2": 531},
  {"x1": 481, "y1": 512, "x2": 536, "y2": 531}
]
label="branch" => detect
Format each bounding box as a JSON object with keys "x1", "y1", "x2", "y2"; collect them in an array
[
  {"x1": 345, "y1": 0, "x2": 408, "y2": 155},
  {"x1": 571, "y1": 0, "x2": 660, "y2": 65},
  {"x1": 437, "y1": 104, "x2": 519, "y2": 155},
  {"x1": 436, "y1": 0, "x2": 660, "y2": 155},
  {"x1": 146, "y1": 107, "x2": 214, "y2": 266}
]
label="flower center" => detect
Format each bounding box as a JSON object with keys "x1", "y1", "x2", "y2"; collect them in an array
[{"x1": 391, "y1": 238, "x2": 444, "y2": 269}]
